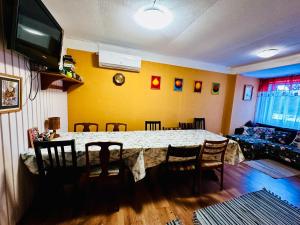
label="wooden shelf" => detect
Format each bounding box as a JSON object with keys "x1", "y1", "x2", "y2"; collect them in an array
[{"x1": 40, "y1": 71, "x2": 83, "y2": 92}]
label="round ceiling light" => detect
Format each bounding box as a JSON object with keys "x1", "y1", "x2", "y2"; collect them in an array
[
  {"x1": 257, "y1": 49, "x2": 280, "y2": 58},
  {"x1": 134, "y1": 5, "x2": 173, "y2": 30}
]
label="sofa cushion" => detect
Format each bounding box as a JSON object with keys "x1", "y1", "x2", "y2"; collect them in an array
[
  {"x1": 230, "y1": 135, "x2": 272, "y2": 145},
  {"x1": 266, "y1": 142, "x2": 300, "y2": 164},
  {"x1": 256, "y1": 127, "x2": 275, "y2": 140},
  {"x1": 267, "y1": 142, "x2": 300, "y2": 153},
  {"x1": 228, "y1": 134, "x2": 272, "y2": 159},
  {"x1": 242, "y1": 126, "x2": 256, "y2": 136},
  {"x1": 272, "y1": 131, "x2": 295, "y2": 145},
  {"x1": 242, "y1": 126, "x2": 275, "y2": 139},
  {"x1": 244, "y1": 120, "x2": 257, "y2": 127},
  {"x1": 290, "y1": 131, "x2": 300, "y2": 149}
]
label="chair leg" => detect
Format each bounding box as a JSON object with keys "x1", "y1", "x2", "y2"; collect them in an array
[
  {"x1": 112, "y1": 178, "x2": 122, "y2": 212},
  {"x1": 161, "y1": 166, "x2": 171, "y2": 195},
  {"x1": 220, "y1": 166, "x2": 224, "y2": 190},
  {"x1": 197, "y1": 169, "x2": 202, "y2": 194},
  {"x1": 192, "y1": 171, "x2": 196, "y2": 194},
  {"x1": 145, "y1": 168, "x2": 150, "y2": 184},
  {"x1": 112, "y1": 186, "x2": 120, "y2": 212}
]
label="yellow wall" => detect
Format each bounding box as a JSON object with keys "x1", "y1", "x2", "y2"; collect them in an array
[{"x1": 67, "y1": 49, "x2": 236, "y2": 134}]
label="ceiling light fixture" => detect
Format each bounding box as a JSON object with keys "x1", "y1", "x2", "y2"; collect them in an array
[
  {"x1": 257, "y1": 49, "x2": 280, "y2": 58},
  {"x1": 134, "y1": 0, "x2": 173, "y2": 30}
]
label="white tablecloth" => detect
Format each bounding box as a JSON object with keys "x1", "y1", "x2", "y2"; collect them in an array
[{"x1": 21, "y1": 130, "x2": 244, "y2": 181}]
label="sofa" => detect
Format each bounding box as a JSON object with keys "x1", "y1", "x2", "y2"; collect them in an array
[{"x1": 227, "y1": 123, "x2": 300, "y2": 168}]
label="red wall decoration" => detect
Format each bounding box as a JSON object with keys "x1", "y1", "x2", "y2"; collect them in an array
[
  {"x1": 194, "y1": 81, "x2": 202, "y2": 93},
  {"x1": 151, "y1": 76, "x2": 161, "y2": 90}
]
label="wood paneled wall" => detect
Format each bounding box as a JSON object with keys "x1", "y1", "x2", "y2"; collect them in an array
[{"x1": 0, "y1": 2, "x2": 68, "y2": 224}]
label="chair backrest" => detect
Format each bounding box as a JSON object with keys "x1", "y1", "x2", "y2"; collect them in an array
[
  {"x1": 145, "y1": 121, "x2": 161, "y2": 130},
  {"x1": 28, "y1": 127, "x2": 40, "y2": 148},
  {"x1": 194, "y1": 118, "x2": 205, "y2": 130},
  {"x1": 200, "y1": 139, "x2": 229, "y2": 163},
  {"x1": 85, "y1": 142, "x2": 123, "y2": 176},
  {"x1": 179, "y1": 122, "x2": 194, "y2": 130},
  {"x1": 34, "y1": 140, "x2": 77, "y2": 177},
  {"x1": 105, "y1": 123, "x2": 127, "y2": 132},
  {"x1": 166, "y1": 145, "x2": 201, "y2": 163},
  {"x1": 74, "y1": 123, "x2": 99, "y2": 132},
  {"x1": 163, "y1": 127, "x2": 181, "y2": 130}
]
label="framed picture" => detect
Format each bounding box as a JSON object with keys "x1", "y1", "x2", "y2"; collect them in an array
[
  {"x1": 243, "y1": 85, "x2": 253, "y2": 101},
  {"x1": 0, "y1": 73, "x2": 22, "y2": 113},
  {"x1": 174, "y1": 78, "x2": 183, "y2": 92},
  {"x1": 194, "y1": 81, "x2": 202, "y2": 93},
  {"x1": 151, "y1": 75, "x2": 161, "y2": 90},
  {"x1": 211, "y1": 82, "x2": 220, "y2": 95}
]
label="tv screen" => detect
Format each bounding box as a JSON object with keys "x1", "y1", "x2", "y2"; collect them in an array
[{"x1": 5, "y1": 0, "x2": 63, "y2": 70}]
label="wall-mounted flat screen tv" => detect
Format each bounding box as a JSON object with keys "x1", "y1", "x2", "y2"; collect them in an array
[{"x1": 4, "y1": 0, "x2": 63, "y2": 71}]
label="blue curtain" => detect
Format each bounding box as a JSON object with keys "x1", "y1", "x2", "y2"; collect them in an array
[{"x1": 255, "y1": 91, "x2": 300, "y2": 130}]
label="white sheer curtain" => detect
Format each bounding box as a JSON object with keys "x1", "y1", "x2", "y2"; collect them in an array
[{"x1": 255, "y1": 87, "x2": 300, "y2": 130}]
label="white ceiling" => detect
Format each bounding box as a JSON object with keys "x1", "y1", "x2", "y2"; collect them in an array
[{"x1": 43, "y1": 0, "x2": 300, "y2": 70}]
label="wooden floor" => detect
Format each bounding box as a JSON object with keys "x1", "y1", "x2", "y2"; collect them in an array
[{"x1": 20, "y1": 163, "x2": 300, "y2": 225}]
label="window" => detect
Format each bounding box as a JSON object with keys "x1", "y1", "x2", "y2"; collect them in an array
[{"x1": 254, "y1": 76, "x2": 300, "y2": 130}]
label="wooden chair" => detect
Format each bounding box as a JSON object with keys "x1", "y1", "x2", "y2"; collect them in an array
[
  {"x1": 145, "y1": 121, "x2": 161, "y2": 130},
  {"x1": 199, "y1": 139, "x2": 229, "y2": 191},
  {"x1": 164, "y1": 144, "x2": 201, "y2": 193},
  {"x1": 162, "y1": 127, "x2": 181, "y2": 130},
  {"x1": 194, "y1": 118, "x2": 206, "y2": 130},
  {"x1": 34, "y1": 139, "x2": 78, "y2": 177},
  {"x1": 179, "y1": 122, "x2": 194, "y2": 129},
  {"x1": 33, "y1": 140, "x2": 82, "y2": 207},
  {"x1": 106, "y1": 123, "x2": 127, "y2": 132},
  {"x1": 85, "y1": 141, "x2": 124, "y2": 211},
  {"x1": 74, "y1": 123, "x2": 99, "y2": 132}
]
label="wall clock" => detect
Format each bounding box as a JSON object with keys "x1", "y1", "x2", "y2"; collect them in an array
[{"x1": 113, "y1": 73, "x2": 125, "y2": 86}]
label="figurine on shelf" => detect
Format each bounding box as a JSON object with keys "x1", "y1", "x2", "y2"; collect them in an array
[
  {"x1": 66, "y1": 71, "x2": 73, "y2": 78},
  {"x1": 62, "y1": 55, "x2": 83, "y2": 81},
  {"x1": 63, "y1": 55, "x2": 76, "y2": 76}
]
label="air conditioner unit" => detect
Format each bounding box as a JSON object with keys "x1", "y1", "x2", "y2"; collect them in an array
[{"x1": 98, "y1": 50, "x2": 141, "y2": 72}]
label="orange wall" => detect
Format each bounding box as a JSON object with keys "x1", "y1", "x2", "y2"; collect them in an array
[
  {"x1": 229, "y1": 75, "x2": 259, "y2": 133},
  {"x1": 67, "y1": 49, "x2": 236, "y2": 134}
]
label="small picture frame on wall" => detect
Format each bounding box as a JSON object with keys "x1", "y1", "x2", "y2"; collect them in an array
[
  {"x1": 0, "y1": 73, "x2": 22, "y2": 114},
  {"x1": 151, "y1": 75, "x2": 161, "y2": 90},
  {"x1": 194, "y1": 81, "x2": 202, "y2": 93},
  {"x1": 243, "y1": 85, "x2": 253, "y2": 101},
  {"x1": 174, "y1": 78, "x2": 183, "y2": 92},
  {"x1": 211, "y1": 82, "x2": 220, "y2": 95}
]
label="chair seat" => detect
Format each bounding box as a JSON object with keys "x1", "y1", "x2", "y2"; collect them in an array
[
  {"x1": 166, "y1": 160, "x2": 197, "y2": 171},
  {"x1": 46, "y1": 167, "x2": 84, "y2": 185},
  {"x1": 88, "y1": 166, "x2": 120, "y2": 178},
  {"x1": 201, "y1": 160, "x2": 223, "y2": 167}
]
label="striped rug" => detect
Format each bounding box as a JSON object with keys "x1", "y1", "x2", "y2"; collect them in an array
[
  {"x1": 166, "y1": 218, "x2": 183, "y2": 225},
  {"x1": 193, "y1": 189, "x2": 300, "y2": 225},
  {"x1": 244, "y1": 159, "x2": 300, "y2": 178}
]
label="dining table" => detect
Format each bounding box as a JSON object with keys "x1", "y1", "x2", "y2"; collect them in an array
[{"x1": 21, "y1": 129, "x2": 244, "y2": 182}]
